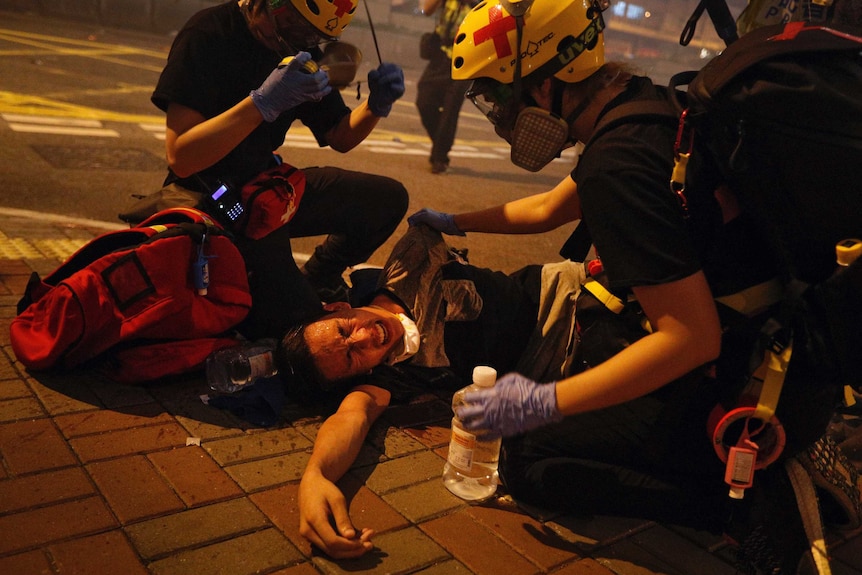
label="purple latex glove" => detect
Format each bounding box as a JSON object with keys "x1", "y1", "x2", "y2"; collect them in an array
[
  {"x1": 250, "y1": 52, "x2": 331, "y2": 122},
  {"x1": 455, "y1": 373, "x2": 562, "y2": 437},
  {"x1": 367, "y1": 63, "x2": 405, "y2": 117},
  {"x1": 407, "y1": 208, "x2": 465, "y2": 236}
]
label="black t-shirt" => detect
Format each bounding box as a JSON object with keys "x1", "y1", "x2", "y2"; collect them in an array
[
  {"x1": 572, "y1": 76, "x2": 776, "y2": 298},
  {"x1": 151, "y1": 1, "x2": 351, "y2": 191}
]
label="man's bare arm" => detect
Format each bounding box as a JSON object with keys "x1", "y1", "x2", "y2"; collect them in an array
[{"x1": 298, "y1": 384, "x2": 391, "y2": 558}]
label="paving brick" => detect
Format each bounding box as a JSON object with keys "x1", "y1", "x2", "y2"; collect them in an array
[
  {"x1": 224, "y1": 451, "x2": 311, "y2": 492},
  {"x1": 369, "y1": 424, "x2": 427, "y2": 459},
  {"x1": 55, "y1": 402, "x2": 173, "y2": 437},
  {"x1": 0, "y1": 395, "x2": 45, "y2": 421},
  {"x1": 381, "y1": 477, "x2": 464, "y2": 523},
  {"x1": 203, "y1": 428, "x2": 312, "y2": 465},
  {"x1": 362, "y1": 451, "x2": 447, "y2": 494},
  {"x1": 0, "y1": 351, "x2": 19, "y2": 377},
  {"x1": 88, "y1": 379, "x2": 156, "y2": 410},
  {"x1": 0, "y1": 378, "x2": 30, "y2": 400},
  {"x1": 467, "y1": 501, "x2": 585, "y2": 571},
  {"x1": 26, "y1": 376, "x2": 103, "y2": 416},
  {"x1": 590, "y1": 538, "x2": 683, "y2": 575},
  {"x1": 0, "y1": 259, "x2": 33, "y2": 275},
  {"x1": 420, "y1": 510, "x2": 541, "y2": 575},
  {"x1": 411, "y1": 559, "x2": 473, "y2": 574},
  {"x1": 148, "y1": 445, "x2": 243, "y2": 507},
  {"x1": 0, "y1": 496, "x2": 117, "y2": 555},
  {"x1": 173, "y1": 408, "x2": 249, "y2": 441},
  {"x1": 69, "y1": 421, "x2": 190, "y2": 462},
  {"x1": 125, "y1": 499, "x2": 270, "y2": 560},
  {"x1": 548, "y1": 557, "x2": 619, "y2": 574},
  {"x1": 268, "y1": 564, "x2": 324, "y2": 575},
  {"x1": 87, "y1": 455, "x2": 185, "y2": 523},
  {"x1": 312, "y1": 526, "x2": 450, "y2": 575},
  {"x1": 402, "y1": 421, "x2": 453, "y2": 449},
  {"x1": 147, "y1": 528, "x2": 303, "y2": 575},
  {"x1": 0, "y1": 466, "x2": 94, "y2": 513},
  {"x1": 49, "y1": 529, "x2": 149, "y2": 575},
  {"x1": 629, "y1": 525, "x2": 735, "y2": 575},
  {"x1": 0, "y1": 418, "x2": 78, "y2": 475},
  {"x1": 0, "y1": 550, "x2": 53, "y2": 575},
  {"x1": 548, "y1": 514, "x2": 657, "y2": 549}
]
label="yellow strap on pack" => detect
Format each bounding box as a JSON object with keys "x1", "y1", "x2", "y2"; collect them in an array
[
  {"x1": 751, "y1": 340, "x2": 793, "y2": 422},
  {"x1": 582, "y1": 278, "x2": 625, "y2": 314}
]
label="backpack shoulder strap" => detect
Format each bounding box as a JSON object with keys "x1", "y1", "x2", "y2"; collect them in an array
[{"x1": 584, "y1": 99, "x2": 680, "y2": 153}]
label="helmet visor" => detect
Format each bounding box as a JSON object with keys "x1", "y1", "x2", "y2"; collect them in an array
[
  {"x1": 466, "y1": 78, "x2": 518, "y2": 131},
  {"x1": 270, "y1": 1, "x2": 329, "y2": 50}
]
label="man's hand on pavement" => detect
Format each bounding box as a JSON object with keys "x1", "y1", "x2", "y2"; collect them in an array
[{"x1": 298, "y1": 472, "x2": 374, "y2": 559}]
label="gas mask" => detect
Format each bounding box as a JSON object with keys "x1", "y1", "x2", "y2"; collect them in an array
[
  {"x1": 387, "y1": 313, "x2": 421, "y2": 365},
  {"x1": 469, "y1": 79, "x2": 581, "y2": 172}
]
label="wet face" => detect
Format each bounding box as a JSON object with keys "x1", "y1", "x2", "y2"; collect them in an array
[{"x1": 303, "y1": 306, "x2": 405, "y2": 382}]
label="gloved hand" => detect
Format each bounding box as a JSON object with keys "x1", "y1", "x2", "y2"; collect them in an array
[
  {"x1": 250, "y1": 52, "x2": 331, "y2": 123},
  {"x1": 456, "y1": 373, "x2": 562, "y2": 437},
  {"x1": 407, "y1": 208, "x2": 465, "y2": 236},
  {"x1": 367, "y1": 63, "x2": 405, "y2": 118}
]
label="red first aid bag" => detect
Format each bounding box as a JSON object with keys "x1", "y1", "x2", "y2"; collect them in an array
[
  {"x1": 236, "y1": 162, "x2": 306, "y2": 240},
  {"x1": 10, "y1": 207, "x2": 252, "y2": 383}
]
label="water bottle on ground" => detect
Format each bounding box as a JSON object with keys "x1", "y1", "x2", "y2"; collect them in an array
[
  {"x1": 206, "y1": 338, "x2": 278, "y2": 394},
  {"x1": 442, "y1": 366, "x2": 502, "y2": 502}
]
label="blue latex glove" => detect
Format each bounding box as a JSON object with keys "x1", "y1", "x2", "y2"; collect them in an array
[
  {"x1": 367, "y1": 62, "x2": 405, "y2": 118},
  {"x1": 407, "y1": 208, "x2": 465, "y2": 236},
  {"x1": 455, "y1": 373, "x2": 562, "y2": 437},
  {"x1": 250, "y1": 52, "x2": 331, "y2": 122}
]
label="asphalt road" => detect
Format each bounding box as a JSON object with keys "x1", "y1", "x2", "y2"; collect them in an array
[{"x1": 0, "y1": 10, "x2": 580, "y2": 274}]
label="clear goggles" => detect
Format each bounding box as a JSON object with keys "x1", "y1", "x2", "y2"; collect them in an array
[
  {"x1": 466, "y1": 78, "x2": 520, "y2": 131},
  {"x1": 270, "y1": 2, "x2": 330, "y2": 52}
]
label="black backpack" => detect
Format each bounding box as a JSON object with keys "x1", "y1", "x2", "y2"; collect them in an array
[
  {"x1": 570, "y1": 20, "x2": 862, "y2": 456},
  {"x1": 668, "y1": 21, "x2": 862, "y2": 397}
]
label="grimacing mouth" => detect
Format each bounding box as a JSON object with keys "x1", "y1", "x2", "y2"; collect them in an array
[{"x1": 373, "y1": 320, "x2": 390, "y2": 347}]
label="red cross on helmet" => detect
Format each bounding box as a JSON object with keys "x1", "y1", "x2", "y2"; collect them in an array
[
  {"x1": 452, "y1": 0, "x2": 606, "y2": 84},
  {"x1": 269, "y1": 0, "x2": 358, "y2": 40}
]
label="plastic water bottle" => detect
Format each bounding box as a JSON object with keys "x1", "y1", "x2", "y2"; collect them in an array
[
  {"x1": 442, "y1": 366, "x2": 502, "y2": 502},
  {"x1": 206, "y1": 339, "x2": 278, "y2": 394}
]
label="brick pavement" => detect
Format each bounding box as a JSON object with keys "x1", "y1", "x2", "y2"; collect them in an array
[{"x1": 1, "y1": 209, "x2": 861, "y2": 575}]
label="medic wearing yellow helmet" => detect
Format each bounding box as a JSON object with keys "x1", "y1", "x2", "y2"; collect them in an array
[
  {"x1": 450, "y1": 0, "x2": 611, "y2": 171},
  {"x1": 151, "y1": 0, "x2": 408, "y2": 316},
  {"x1": 406, "y1": 6, "x2": 819, "y2": 569},
  {"x1": 240, "y1": 0, "x2": 358, "y2": 54}
]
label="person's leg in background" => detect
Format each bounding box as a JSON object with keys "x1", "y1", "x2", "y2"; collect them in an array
[
  {"x1": 416, "y1": 51, "x2": 469, "y2": 174},
  {"x1": 289, "y1": 166, "x2": 409, "y2": 302}
]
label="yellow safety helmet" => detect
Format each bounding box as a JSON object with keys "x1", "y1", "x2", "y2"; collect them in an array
[
  {"x1": 452, "y1": 0, "x2": 606, "y2": 85},
  {"x1": 269, "y1": 0, "x2": 358, "y2": 40}
]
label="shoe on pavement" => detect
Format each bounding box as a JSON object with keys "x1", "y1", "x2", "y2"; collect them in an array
[
  {"x1": 430, "y1": 161, "x2": 449, "y2": 174},
  {"x1": 726, "y1": 460, "x2": 832, "y2": 575}
]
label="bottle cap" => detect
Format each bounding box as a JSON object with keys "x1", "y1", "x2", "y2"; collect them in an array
[{"x1": 473, "y1": 366, "x2": 497, "y2": 387}]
